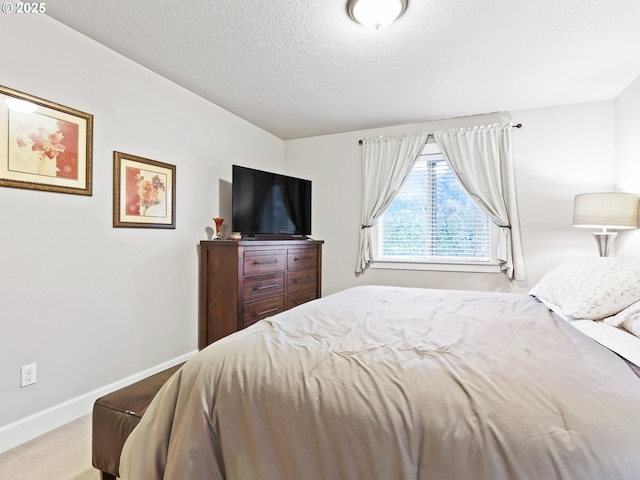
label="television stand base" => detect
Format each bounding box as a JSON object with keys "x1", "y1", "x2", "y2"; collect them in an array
[{"x1": 247, "y1": 234, "x2": 309, "y2": 241}]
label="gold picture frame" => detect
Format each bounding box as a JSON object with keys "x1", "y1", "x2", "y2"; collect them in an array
[
  {"x1": 0, "y1": 85, "x2": 93, "y2": 195},
  {"x1": 113, "y1": 151, "x2": 176, "y2": 229}
]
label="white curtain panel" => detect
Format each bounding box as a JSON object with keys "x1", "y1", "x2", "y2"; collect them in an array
[
  {"x1": 355, "y1": 132, "x2": 429, "y2": 274},
  {"x1": 433, "y1": 122, "x2": 525, "y2": 281}
]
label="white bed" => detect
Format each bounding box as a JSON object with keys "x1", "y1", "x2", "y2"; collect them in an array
[{"x1": 120, "y1": 257, "x2": 640, "y2": 480}]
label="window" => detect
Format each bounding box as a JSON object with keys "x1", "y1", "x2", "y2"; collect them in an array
[{"x1": 374, "y1": 142, "x2": 496, "y2": 270}]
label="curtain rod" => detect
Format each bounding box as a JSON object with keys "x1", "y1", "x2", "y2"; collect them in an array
[{"x1": 357, "y1": 123, "x2": 522, "y2": 145}]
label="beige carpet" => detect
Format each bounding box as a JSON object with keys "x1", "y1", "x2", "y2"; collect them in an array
[{"x1": 0, "y1": 414, "x2": 101, "y2": 480}]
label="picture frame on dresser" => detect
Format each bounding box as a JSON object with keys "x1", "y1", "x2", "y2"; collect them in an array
[
  {"x1": 0, "y1": 84, "x2": 93, "y2": 196},
  {"x1": 113, "y1": 151, "x2": 176, "y2": 229}
]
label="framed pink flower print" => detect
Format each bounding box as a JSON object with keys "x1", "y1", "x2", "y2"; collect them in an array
[
  {"x1": 113, "y1": 151, "x2": 176, "y2": 229},
  {"x1": 0, "y1": 85, "x2": 93, "y2": 195}
]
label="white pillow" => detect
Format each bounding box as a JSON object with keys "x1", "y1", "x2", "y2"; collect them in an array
[
  {"x1": 625, "y1": 317, "x2": 640, "y2": 338},
  {"x1": 529, "y1": 257, "x2": 640, "y2": 321},
  {"x1": 603, "y1": 300, "x2": 640, "y2": 337}
]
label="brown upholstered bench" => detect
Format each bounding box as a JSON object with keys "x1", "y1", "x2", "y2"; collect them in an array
[{"x1": 92, "y1": 363, "x2": 184, "y2": 480}]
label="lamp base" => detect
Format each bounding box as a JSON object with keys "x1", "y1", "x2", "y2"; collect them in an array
[{"x1": 592, "y1": 232, "x2": 617, "y2": 257}]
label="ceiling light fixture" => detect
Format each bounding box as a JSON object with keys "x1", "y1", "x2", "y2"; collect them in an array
[{"x1": 347, "y1": 0, "x2": 408, "y2": 30}]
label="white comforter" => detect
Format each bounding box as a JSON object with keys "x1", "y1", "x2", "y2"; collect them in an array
[{"x1": 120, "y1": 286, "x2": 640, "y2": 479}]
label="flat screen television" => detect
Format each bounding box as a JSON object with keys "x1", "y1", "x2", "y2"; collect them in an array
[{"x1": 232, "y1": 165, "x2": 312, "y2": 237}]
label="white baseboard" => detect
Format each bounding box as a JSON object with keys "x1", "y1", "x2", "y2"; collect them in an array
[{"x1": 0, "y1": 350, "x2": 197, "y2": 454}]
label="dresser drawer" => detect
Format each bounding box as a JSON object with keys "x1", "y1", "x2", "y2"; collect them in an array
[
  {"x1": 287, "y1": 248, "x2": 317, "y2": 271},
  {"x1": 243, "y1": 296, "x2": 285, "y2": 327},
  {"x1": 243, "y1": 272, "x2": 285, "y2": 301},
  {"x1": 243, "y1": 250, "x2": 286, "y2": 276},
  {"x1": 286, "y1": 289, "x2": 317, "y2": 310},
  {"x1": 287, "y1": 268, "x2": 318, "y2": 293}
]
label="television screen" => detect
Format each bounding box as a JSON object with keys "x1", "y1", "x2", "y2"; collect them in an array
[{"x1": 232, "y1": 165, "x2": 312, "y2": 236}]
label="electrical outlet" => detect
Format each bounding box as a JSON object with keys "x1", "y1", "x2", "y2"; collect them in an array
[{"x1": 21, "y1": 363, "x2": 37, "y2": 388}]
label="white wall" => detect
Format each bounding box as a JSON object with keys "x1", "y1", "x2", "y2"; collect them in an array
[
  {"x1": 285, "y1": 101, "x2": 617, "y2": 296},
  {"x1": 615, "y1": 75, "x2": 640, "y2": 255},
  {"x1": 0, "y1": 14, "x2": 284, "y2": 450}
]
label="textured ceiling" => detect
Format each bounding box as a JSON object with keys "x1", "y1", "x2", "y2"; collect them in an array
[{"x1": 46, "y1": 0, "x2": 640, "y2": 140}]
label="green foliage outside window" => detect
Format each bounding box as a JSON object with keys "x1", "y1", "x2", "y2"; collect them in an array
[{"x1": 380, "y1": 157, "x2": 490, "y2": 260}]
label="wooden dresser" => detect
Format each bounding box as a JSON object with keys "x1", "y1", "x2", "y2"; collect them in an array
[{"x1": 198, "y1": 239, "x2": 323, "y2": 349}]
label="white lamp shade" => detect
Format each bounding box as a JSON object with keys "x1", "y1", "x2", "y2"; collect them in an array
[
  {"x1": 573, "y1": 192, "x2": 640, "y2": 229},
  {"x1": 347, "y1": 0, "x2": 407, "y2": 29}
]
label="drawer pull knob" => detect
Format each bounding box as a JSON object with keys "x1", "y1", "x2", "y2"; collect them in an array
[
  {"x1": 253, "y1": 259, "x2": 278, "y2": 265},
  {"x1": 293, "y1": 277, "x2": 311, "y2": 284},
  {"x1": 253, "y1": 307, "x2": 279, "y2": 317},
  {"x1": 253, "y1": 283, "x2": 278, "y2": 291}
]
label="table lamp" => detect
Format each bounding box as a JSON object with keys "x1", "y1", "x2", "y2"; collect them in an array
[{"x1": 573, "y1": 192, "x2": 639, "y2": 256}]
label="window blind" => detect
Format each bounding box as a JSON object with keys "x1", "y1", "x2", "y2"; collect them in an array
[{"x1": 380, "y1": 155, "x2": 491, "y2": 261}]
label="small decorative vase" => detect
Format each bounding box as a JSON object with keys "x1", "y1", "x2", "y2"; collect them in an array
[{"x1": 213, "y1": 217, "x2": 224, "y2": 240}]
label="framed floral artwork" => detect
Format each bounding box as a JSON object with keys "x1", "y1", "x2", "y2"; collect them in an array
[
  {"x1": 0, "y1": 85, "x2": 93, "y2": 195},
  {"x1": 113, "y1": 151, "x2": 176, "y2": 229}
]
